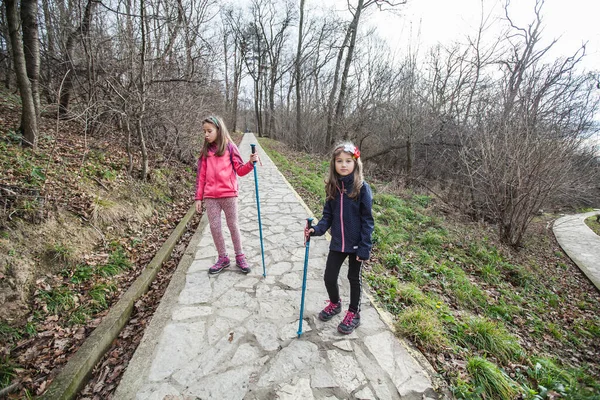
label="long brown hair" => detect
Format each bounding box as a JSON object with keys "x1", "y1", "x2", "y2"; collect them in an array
[
  {"x1": 200, "y1": 115, "x2": 232, "y2": 157},
  {"x1": 325, "y1": 142, "x2": 364, "y2": 201}
]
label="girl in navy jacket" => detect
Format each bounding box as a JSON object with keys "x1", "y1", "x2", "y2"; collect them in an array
[{"x1": 307, "y1": 142, "x2": 374, "y2": 334}]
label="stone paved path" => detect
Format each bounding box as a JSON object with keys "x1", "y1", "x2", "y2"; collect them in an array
[
  {"x1": 115, "y1": 133, "x2": 441, "y2": 400},
  {"x1": 553, "y1": 210, "x2": 600, "y2": 291}
]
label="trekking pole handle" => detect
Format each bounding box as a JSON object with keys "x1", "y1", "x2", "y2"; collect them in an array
[
  {"x1": 305, "y1": 218, "x2": 314, "y2": 244},
  {"x1": 251, "y1": 144, "x2": 256, "y2": 164}
]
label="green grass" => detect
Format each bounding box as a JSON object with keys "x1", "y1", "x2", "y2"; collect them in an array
[
  {"x1": 585, "y1": 215, "x2": 600, "y2": 236},
  {"x1": 452, "y1": 316, "x2": 524, "y2": 363},
  {"x1": 97, "y1": 245, "x2": 131, "y2": 277},
  {"x1": 89, "y1": 282, "x2": 116, "y2": 311},
  {"x1": 0, "y1": 322, "x2": 22, "y2": 344},
  {"x1": 47, "y1": 243, "x2": 73, "y2": 265},
  {"x1": 395, "y1": 306, "x2": 449, "y2": 352},
  {"x1": 68, "y1": 306, "x2": 93, "y2": 325},
  {"x1": 524, "y1": 357, "x2": 600, "y2": 398},
  {"x1": 65, "y1": 264, "x2": 94, "y2": 284},
  {"x1": 35, "y1": 244, "x2": 132, "y2": 329},
  {"x1": 38, "y1": 286, "x2": 78, "y2": 314},
  {"x1": 466, "y1": 356, "x2": 520, "y2": 400},
  {"x1": 0, "y1": 355, "x2": 18, "y2": 389}
]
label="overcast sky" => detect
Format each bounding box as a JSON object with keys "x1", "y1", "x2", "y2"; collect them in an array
[{"x1": 324, "y1": 0, "x2": 600, "y2": 72}]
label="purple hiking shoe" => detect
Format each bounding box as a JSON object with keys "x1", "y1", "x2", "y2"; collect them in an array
[{"x1": 209, "y1": 255, "x2": 230, "y2": 274}]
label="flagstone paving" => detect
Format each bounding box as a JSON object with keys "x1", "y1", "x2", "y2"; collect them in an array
[{"x1": 115, "y1": 133, "x2": 444, "y2": 400}]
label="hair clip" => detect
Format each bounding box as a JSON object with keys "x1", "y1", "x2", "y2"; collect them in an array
[{"x1": 343, "y1": 144, "x2": 360, "y2": 159}]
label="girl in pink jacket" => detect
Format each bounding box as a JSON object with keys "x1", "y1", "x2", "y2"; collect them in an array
[{"x1": 195, "y1": 116, "x2": 258, "y2": 274}]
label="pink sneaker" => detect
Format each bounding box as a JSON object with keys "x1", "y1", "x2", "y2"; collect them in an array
[
  {"x1": 209, "y1": 255, "x2": 230, "y2": 274},
  {"x1": 235, "y1": 254, "x2": 251, "y2": 274}
]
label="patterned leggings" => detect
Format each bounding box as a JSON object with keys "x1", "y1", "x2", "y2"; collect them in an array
[{"x1": 204, "y1": 197, "x2": 243, "y2": 257}]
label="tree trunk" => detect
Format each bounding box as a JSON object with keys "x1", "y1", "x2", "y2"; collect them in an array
[
  {"x1": 224, "y1": 31, "x2": 231, "y2": 119},
  {"x1": 231, "y1": 41, "x2": 242, "y2": 132},
  {"x1": 295, "y1": 0, "x2": 305, "y2": 148},
  {"x1": 41, "y1": 0, "x2": 56, "y2": 103},
  {"x1": 59, "y1": 0, "x2": 95, "y2": 117},
  {"x1": 1, "y1": 9, "x2": 12, "y2": 89},
  {"x1": 254, "y1": 78, "x2": 263, "y2": 137},
  {"x1": 6, "y1": 0, "x2": 38, "y2": 147},
  {"x1": 333, "y1": 0, "x2": 364, "y2": 143},
  {"x1": 326, "y1": 26, "x2": 351, "y2": 147},
  {"x1": 21, "y1": 0, "x2": 40, "y2": 121},
  {"x1": 138, "y1": 0, "x2": 149, "y2": 180}
]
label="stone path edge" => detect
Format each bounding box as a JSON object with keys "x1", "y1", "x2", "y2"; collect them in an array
[
  {"x1": 553, "y1": 209, "x2": 600, "y2": 292},
  {"x1": 113, "y1": 209, "x2": 207, "y2": 399},
  {"x1": 41, "y1": 206, "x2": 202, "y2": 400},
  {"x1": 361, "y1": 285, "x2": 450, "y2": 395}
]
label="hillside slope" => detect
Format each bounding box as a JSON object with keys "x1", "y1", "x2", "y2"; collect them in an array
[{"x1": 0, "y1": 90, "x2": 201, "y2": 397}]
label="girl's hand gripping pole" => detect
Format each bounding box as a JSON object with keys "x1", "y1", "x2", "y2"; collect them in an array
[
  {"x1": 298, "y1": 217, "x2": 313, "y2": 338},
  {"x1": 251, "y1": 144, "x2": 266, "y2": 277}
]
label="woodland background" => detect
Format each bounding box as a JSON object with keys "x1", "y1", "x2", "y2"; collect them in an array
[{"x1": 3, "y1": 0, "x2": 599, "y2": 245}]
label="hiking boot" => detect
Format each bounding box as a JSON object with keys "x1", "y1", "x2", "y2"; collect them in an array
[
  {"x1": 235, "y1": 254, "x2": 251, "y2": 274},
  {"x1": 318, "y1": 300, "x2": 342, "y2": 321},
  {"x1": 338, "y1": 310, "x2": 360, "y2": 334},
  {"x1": 209, "y1": 255, "x2": 230, "y2": 274}
]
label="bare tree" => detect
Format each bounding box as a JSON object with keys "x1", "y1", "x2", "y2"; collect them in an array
[
  {"x1": 459, "y1": 0, "x2": 600, "y2": 246},
  {"x1": 223, "y1": 8, "x2": 246, "y2": 132},
  {"x1": 21, "y1": 0, "x2": 40, "y2": 120},
  {"x1": 58, "y1": 0, "x2": 96, "y2": 118},
  {"x1": 326, "y1": 0, "x2": 406, "y2": 146},
  {"x1": 295, "y1": 0, "x2": 305, "y2": 146},
  {"x1": 5, "y1": 0, "x2": 38, "y2": 147}
]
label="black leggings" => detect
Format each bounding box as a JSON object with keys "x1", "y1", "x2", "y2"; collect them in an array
[{"x1": 323, "y1": 251, "x2": 363, "y2": 313}]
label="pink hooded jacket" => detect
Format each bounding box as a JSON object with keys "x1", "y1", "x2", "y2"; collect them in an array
[{"x1": 195, "y1": 142, "x2": 254, "y2": 201}]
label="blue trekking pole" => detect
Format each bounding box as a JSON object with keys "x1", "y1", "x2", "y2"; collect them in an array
[
  {"x1": 298, "y1": 218, "x2": 313, "y2": 338},
  {"x1": 251, "y1": 144, "x2": 266, "y2": 277}
]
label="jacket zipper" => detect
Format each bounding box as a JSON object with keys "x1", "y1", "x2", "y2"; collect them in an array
[{"x1": 340, "y1": 182, "x2": 345, "y2": 252}]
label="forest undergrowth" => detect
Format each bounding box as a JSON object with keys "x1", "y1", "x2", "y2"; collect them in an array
[{"x1": 0, "y1": 89, "x2": 214, "y2": 398}]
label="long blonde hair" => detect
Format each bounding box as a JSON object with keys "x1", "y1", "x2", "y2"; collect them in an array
[
  {"x1": 325, "y1": 142, "x2": 364, "y2": 201},
  {"x1": 200, "y1": 115, "x2": 232, "y2": 157}
]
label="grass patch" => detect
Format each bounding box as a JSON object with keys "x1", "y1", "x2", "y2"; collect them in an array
[
  {"x1": 526, "y1": 357, "x2": 600, "y2": 398},
  {"x1": 0, "y1": 355, "x2": 18, "y2": 389},
  {"x1": 68, "y1": 306, "x2": 93, "y2": 325},
  {"x1": 46, "y1": 242, "x2": 74, "y2": 266},
  {"x1": 584, "y1": 215, "x2": 600, "y2": 236},
  {"x1": 452, "y1": 316, "x2": 524, "y2": 364},
  {"x1": 89, "y1": 282, "x2": 117, "y2": 311},
  {"x1": 38, "y1": 286, "x2": 78, "y2": 314},
  {"x1": 466, "y1": 356, "x2": 520, "y2": 400},
  {"x1": 395, "y1": 306, "x2": 449, "y2": 352},
  {"x1": 65, "y1": 264, "x2": 95, "y2": 284},
  {"x1": 97, "y1": 245, "x2": 131, "y2": 277},
  {"x1": 0, "y1": 322, "x2": 22, "y2": 344}
]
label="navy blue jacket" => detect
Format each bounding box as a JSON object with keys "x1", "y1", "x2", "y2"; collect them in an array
[{"x1": 311, "y1": 174, "x2": 374, "y2": 260}]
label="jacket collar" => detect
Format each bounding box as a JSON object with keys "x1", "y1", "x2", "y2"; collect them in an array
[{"x1": 338, "y1": 173, "x2": 354, "y2": 189}]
